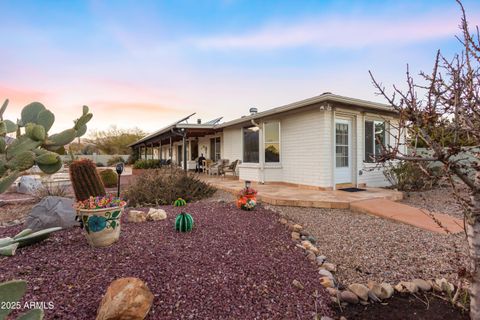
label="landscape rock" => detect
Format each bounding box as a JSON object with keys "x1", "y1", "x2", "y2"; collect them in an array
[
  {"x1": 278, "y1": 218, "x2": 288, "y2": 225},
  {"x1": 16, "y1": 175, "x2": 42, "y2": 194},
  {"x1": 394, "y1": 281, "x2": 418, "y2": 294},
  {"x1": 348, "y1": 283, "x2": 369, "y2": 301},
  {"x1": 96, "y1": 277, "x2": 154, "y2": 320},
  {"x1": 326, "y1": 287, "x2": 338, "y2": 296},
  {"x1": 318, "y1": 269, "x2": 334, "y2": 280},
  {"x1": 306, "y1": 235, "x2": 316, "y2": 244},
  {"x1": 291, "y1": 231, "x2": 301, "y2": 240},
  {"x1": 320, "y1": 317, "x2": 334, "y2": 320},
  {"x1": 368, "y1": 281, "x2": 389, "y2": 300},
  {"x1": 308, "y1": 246, "x2": 319, "y2": 255},
  {"x1": 128, "y1": 210, "x2": 147, "y2": 223},
  {"x1": 322, "y1": 262, "x2": 337, "y2": 273},
  {"x1": 301, "y1": 240, "x2": 313, "y2": 250},
  {"x1": 292, "y1": 224, "x2": 303, "y2": 232},
  {"x1": 306, "y1": 251, "x2": 317, "y2": 263},
  {"x1": 435, "y1": 278, "x2": 454, "y2": 293},
  {"x1": 412, "y1": 279, "x2": 431, "y2": 291},
  {"x1": 380, "y1": 283, "x2": 394, "y2": 299},
  {"x1": 25, "y1": 196, "x2": 76, "y2": 231},
  {"x1": 146, "y1": 208, "x2": 167, "y2": 221},
  {"x1": 340, "y1": 290, "x2": 359, "y2": 304},
  {"x1": 316, "y1": 255, "x2": 327, "y2": 265},
  {"x1": 292, "y1": 279, "x2": 304, "y2": 290},
  {"x1": 299, "y1": 230, "x2": 310, "y2": 237},
  {"x1": 320, "y1": 277, "x2": 334, "y2": 288}
]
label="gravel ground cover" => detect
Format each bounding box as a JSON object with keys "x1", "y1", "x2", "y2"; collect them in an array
[
  {"x1": 266, "y1": 205, "x2": 468, "y2": 286},
  {"x1": 401, "y1": 184, "x2": 467, "y2": 220},
  {"x1": 0, "y1": 199, "x2": 332, "y2": 319}
]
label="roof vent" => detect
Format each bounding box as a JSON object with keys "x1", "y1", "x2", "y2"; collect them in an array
[
  {"x1": 249, "y1": 107, "x2": 258, "y2": 115},
  {"x1": 321, "y1": 91, "x2": 332, "y2": 95},
  {"x1": 197, "y1": 119, "x2": 201, "y2": 124}
]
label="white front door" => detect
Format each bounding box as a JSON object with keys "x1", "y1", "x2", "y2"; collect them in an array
[{"x1": 334, "y1": 119, "x2": 352, "y2": 184}]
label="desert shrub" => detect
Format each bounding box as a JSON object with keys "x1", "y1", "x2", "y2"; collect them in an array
[
  {"x1": 96, "y1": 162, "x2": 105, "y2": 167},
  {"x1": 384, "y1": 161, "x2": 443, "y2": 191},
  {"x1": 125, "y1": 167, "x2": 216, "y2": 206},
  {"x1": 107, "y1": 155, "x2": 126, "y2": 166},
  {"x1": 133, "y1": 159, "x2": 162, "y2": 169},
  {"x1": 34, "y1": 182, "x2": 69, "y2": 200},
  {"x1": 98, "y1": 169, "x2": 118, "y2": 188}
]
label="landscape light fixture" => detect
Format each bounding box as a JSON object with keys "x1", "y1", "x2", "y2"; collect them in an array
[{"x1": 115, "y1": 162, "x2": 124, "y2": 197}]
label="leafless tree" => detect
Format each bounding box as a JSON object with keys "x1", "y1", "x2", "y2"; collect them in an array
[{"x1": 369, "y1": 1, "x2": 480, "y2": 317}]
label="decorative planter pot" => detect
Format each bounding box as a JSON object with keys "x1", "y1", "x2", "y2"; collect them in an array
[
  {"x1": 77, "y1": 206, "x2": 124, "y2": 247},
  {"x1": 245, "y1": 194, "x2": 256, "y2": 201}
]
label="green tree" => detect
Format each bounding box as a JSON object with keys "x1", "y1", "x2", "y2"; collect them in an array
[{"x1": 87, "y1": 126, "x2": 146, "y2": 155}]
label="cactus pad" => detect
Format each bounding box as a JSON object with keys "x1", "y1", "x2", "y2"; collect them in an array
[{"x1": 0, "y1": 280, "x2": 28, "y2": 319}]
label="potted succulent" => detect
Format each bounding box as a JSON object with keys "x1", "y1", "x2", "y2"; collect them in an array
[
  {"x1": 236, "y1": 186, "x2": 257, "y2": 210},
  {"x1": 75, "y1": 195, "x2": 126, "y2": 247}
]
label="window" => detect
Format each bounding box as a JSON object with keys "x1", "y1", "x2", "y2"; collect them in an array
[
  {"x1": 243, "y1": 126, "x2": 259, "y2": 163},
  {"x1": 210, "y1": 137, "x2": 221, "y2": 161},
  {"x1": 264, "y1": 122, "x2": 280, "y2": 162},
  {"x1": 190, "y1": 139, "x2": 198, "y2": 160},
  {"x1": 335, "y1": 123, "x2": 349, "y2": 167},
  {"x1": 364, "y1": 120, "x2": 386, "y2": 162}
]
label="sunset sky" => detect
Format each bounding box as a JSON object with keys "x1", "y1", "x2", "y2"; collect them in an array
[{"x1": 1, "y1": 0, "x2": 479, "y2": 135}]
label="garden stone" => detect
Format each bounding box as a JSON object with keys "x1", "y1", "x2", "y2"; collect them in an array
[
  {"x1": 291, "y1": 231, "x2": 300, "y2": 240},
  {"x1": 299, "y1": 230, "x2": 310, "y2": 237},
  {"x1": 348, "y1": 284, "x2": 369, "y2": 301},
  {"x1": 301, "y1": 240, "x2": 313, "y2": 250},
  {"x1": 320, "y1": 277, "x2": 334, "y2": 288},
  {"x1": 318, "y1": 269, "x2": 334, "y2": 280},
  {"x1": 306, "y1": 251, "x2": 316, "y2": 263},
  {"x1": 279, "y1": 218, "x2": 288, "y2": 225},
  {"x1": 17, "y1": 176, "x2": 42, "y2": 195},
  {"x1": 292, "y1": 224, "x2": 303, "y2": 232},
  {"x1": 308, "y1": 246, "x2": 319, "y2": 255},
  {"x1": 326, "y1": 287, "x2": 338, "y2": 296},
  {"x1": 128, "y1": 210, "x2": 147, "y2": 223},
  {"x1": 368, "y1": 281, "x2": 389, "y2": 300},
  {"x1": 380, "y1": 283, "x2": 394, "y2": 299},
  {"x1": 322, "y1": 262, "x2": 337, "y2": 273},
  {"x1": 292, "y1": 279, "x2": 304, "y2": 290},
  {"x1": 306, "y1": 235, "x2": 316, "y2": 244},
  {"x1": 25, "y1": 196, "x2": 76, "y2": 232},
  {"x1": 435, "y1": 278, "x2": 454, "y2": 293},
  {"x1": 412, "y1": 279, "x2": 431, "y2": 291},
  {"x1": 340, "y1": 290, "x2": 359, "y2": 304},
  {"x1": 96, "y1": 277, "x2": 153, "y2": 320},
  {"x1": 147, "y1": 208, "x2": 167, "y2": 221},
  {"x1": 316, "y1": 255, "x2": 327, "y2": 265},
  {"x1": 394, "y1": 281, "x2": 418, "y2": 294}
]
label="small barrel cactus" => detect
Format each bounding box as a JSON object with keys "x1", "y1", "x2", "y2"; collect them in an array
[
  {"x1": 175, "y1": 212, "x2": 194, "y2": 232},
  {"x1": 173, "y1": 198, "x2": 187, "y2": 207},
  {"x1": 69, "y1": 159, "x2": 106, "y2": 201}
]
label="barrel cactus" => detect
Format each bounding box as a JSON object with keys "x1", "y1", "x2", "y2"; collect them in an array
[
  {"x1": 0, "y1": 280, "x2": 44, "y2": 319},
  {"x1": 173, "y1": 197, "x2": 187, "y2": 207},
  {"x1": 0, "y1": 99, "x2": 93, "y2": 193},
  {"x1": 175, "y1": 212, "x2": 194, "y2": 232}
]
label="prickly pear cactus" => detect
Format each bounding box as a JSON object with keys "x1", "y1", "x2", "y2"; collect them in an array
[
  {"x1": 0, "y1": 280, "x2": 44, "y2": 319},
  {"x1": 0, "y1": 99, "x2": 93, "y2": 193}
]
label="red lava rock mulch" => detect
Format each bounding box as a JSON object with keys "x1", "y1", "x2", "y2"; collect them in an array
[{"x1": 0, "y1": 202, "x2": 332, "y2": 319}]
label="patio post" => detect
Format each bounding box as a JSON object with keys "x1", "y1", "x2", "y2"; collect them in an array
[
  {"x1": 182, "y1": 131, "x2": 187, "y2": 172},
  {"x1": 144, "y1": 144, "x2": 147, "y2": 159}
]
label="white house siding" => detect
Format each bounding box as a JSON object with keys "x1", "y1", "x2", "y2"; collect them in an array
[
  {"x1": 357, "y1": 116, "x2": 403, "y2": 187},
  {"x1": 222, "y1": 127, "x2": 242, "y2": 161},
  {"x1": 274, "y1": 109, "x2": 325, "y2": 187}
]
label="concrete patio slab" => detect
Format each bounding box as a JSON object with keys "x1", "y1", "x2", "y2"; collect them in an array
[
  {"x1": 201, "y1": 176, "x2": 403, "y2": 209},
  {"x1": 350, "y1": 198, "x2": 464, "y2": 234}
]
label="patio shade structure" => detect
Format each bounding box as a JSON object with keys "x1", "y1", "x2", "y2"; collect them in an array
[{"x1": 128, "y1": 113, "x2": 222, "y2": 171}]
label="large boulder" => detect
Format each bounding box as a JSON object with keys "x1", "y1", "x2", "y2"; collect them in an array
[
  {"x1": 96, "y1": 277, "x2": 154, "y2": 320},
  {"x1": 17, "y1": 176, "x2": 42, "y2": 194},
  {"x1": 25, "y1": 196, "x2": 77, "y2": 231}
]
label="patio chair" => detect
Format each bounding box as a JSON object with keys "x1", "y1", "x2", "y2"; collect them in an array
[
  {"x1": 202, "y1": 159, "x2": 213, "y2": 174},
  {"x1": 209, "y1": 159, "x2": 228, "y2": 175},
  {"x1": 223, "y1": 159, "x2": 240, "y2": 177}
]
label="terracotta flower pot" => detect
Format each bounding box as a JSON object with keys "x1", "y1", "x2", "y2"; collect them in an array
[{"x1": 77, "y1": 206, "x2": 124, "y2": 247}]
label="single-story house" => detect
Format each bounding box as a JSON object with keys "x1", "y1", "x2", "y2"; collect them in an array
[{"x1": 129, "y1": 93, "x2": 404, "y2": 189}]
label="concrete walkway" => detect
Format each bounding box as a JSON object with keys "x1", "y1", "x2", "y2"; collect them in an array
[
  {"x1": 350, "y1": 198, "x2": 464, "y2": 234},
  {"x1": 201, "y1": 176, "x2": 403, "y2": 209}
]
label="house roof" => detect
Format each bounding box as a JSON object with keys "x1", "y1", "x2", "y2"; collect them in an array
[
  {"x1": 217, "y1": 93, "x2": 396, "y2": 128},
  {"x1": 129, "y1": 93, "x2": 395, "y2": 148}
]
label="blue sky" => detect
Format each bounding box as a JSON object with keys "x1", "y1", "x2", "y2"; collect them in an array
[{"x1": 0, "y1": 0, "x2": 479, "y2": 132}]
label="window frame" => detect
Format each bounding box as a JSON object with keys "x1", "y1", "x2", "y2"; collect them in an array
[
  {"x1": 364, "y1": 119, "x2": 388, "y2": 163},
  {"x1": 242, "y1": 125, "x2": 260, "y2": 164},
  {"x1": 263, "y1": 121, "x2": 281, "y2": 164}
]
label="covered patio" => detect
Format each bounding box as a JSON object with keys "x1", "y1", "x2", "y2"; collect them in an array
[{"x1": 128, "y1": 114, "x2": 223, "y2": 171}]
